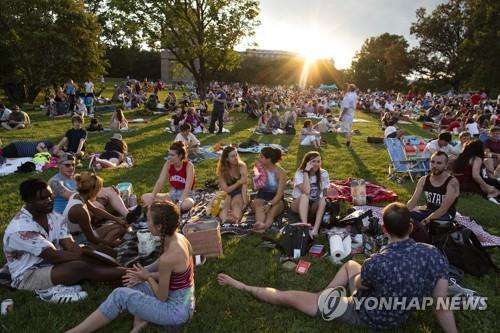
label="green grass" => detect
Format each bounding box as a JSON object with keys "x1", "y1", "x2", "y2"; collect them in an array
[{"x1": 0, "y1": 92, "x2": 499, "y2": 333}]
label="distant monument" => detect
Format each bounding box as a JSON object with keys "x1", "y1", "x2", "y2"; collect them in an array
[{"x1": 160, "y1": 50, "x2": 194, "y2": 83}]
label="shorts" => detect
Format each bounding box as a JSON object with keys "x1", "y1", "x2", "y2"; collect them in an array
[
  {"x1": 340, "y1": 118, "x2": 353, "y2": 134},
  {"x1": 229, "y1": 188, "x2": 242, "y2": 198},
  {"x1": 317, "y1": 295, "x2": 365, "y2": 326},
  {"x1": 169, "y1": 188, "x2": 194, "y2": 203},
  {"x1": 300, "y1": 135, "x2": 318, "y2": 146},
  {"x1": 99, "y1": 150, "x2": 124, "y2": 163},
  {"x1": 256, "y1": 191, "x2": 276, "y2": 201},
  {"x1": 17, "y1": 265, "x2": 54, "y2": 291}
]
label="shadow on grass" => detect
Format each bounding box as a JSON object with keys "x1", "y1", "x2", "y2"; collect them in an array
[{"x1": 347, "y1": 147, "x2": 376, "y2": 179}]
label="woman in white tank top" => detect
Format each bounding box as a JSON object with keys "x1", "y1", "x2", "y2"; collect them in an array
[{"x1": 64, "y1": 172, "x2": 127, "y2": 247}]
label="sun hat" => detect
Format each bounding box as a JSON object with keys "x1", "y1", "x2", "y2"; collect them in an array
[{"x1": 111, "y1": 133, "x2": 123, "y2": 140}]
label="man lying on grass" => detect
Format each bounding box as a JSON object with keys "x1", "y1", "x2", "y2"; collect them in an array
[
  {"x1": 2, "y1": 178, "x2": 126, "y2": 291},
  {"x1": 218, "y1": 202, "x2": 457, "y2": 332}
]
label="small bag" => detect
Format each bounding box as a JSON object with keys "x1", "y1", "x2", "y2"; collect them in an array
[
  {"x1": 116, "y1": 182, "x2": 133, "y2": 207},
  {"x1": 16, "y1": 161, "x2": 36, "y2": 173},
  {"x1": 278, "y1": 223, "x2": 312, "y2": 258}
]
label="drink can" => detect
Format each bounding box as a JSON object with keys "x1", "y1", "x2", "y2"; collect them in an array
[
  {"x1": 128, "y1": 194, "x2": 137, "y2": 208},
  {"x1": 1, "y1": 299, "x2": 13, "y2": 315}
]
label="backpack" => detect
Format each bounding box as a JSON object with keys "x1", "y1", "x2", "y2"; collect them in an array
[
  {"x1": 278, "y1": 223, "x2": 312, "y2": 258},
  {"x1": 16, "y1": 161, "x2": 36, "y2": 173},
  {"x1": 431, "y1": 223, "x2": 499, "y2": 277},
  {"x1": 285, "y1": 124, "x2": 296, "y2": 135}
]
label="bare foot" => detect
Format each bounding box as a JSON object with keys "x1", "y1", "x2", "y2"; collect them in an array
[
  {"x1": 217, "y1": 273, "x2": 246, "y2": 290},
  {"x1": 130, "y1": 317, "x2": 148, "y2": 333},
  {"x1": 252, "y1": 222, "x2": 266, "y2": 232}
]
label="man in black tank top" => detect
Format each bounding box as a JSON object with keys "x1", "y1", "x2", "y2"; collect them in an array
[{"x1": 407, "y1": 152, "x2": 460, "y2": 242}]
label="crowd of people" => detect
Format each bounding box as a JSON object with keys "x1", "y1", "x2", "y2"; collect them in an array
[{"x1": 2, "y1": 80, "x2": 500, "y2": 333}]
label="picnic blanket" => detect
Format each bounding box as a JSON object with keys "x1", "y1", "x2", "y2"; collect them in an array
[
  {"x1": 238, "y1": 143, "x2": 288, "y2": 154},
  {"x1": 190, "y1": 145, "x2": 223, "y2": 164},
  {"x1": 0, "y1": 157, "x2": 43, "y2": 176},
  {"x1": 326, "y1": 179, "x2": 398, "y2": 204},
  {"x1": 354, "y1": 205, "x2": 500, "y2": 247}
]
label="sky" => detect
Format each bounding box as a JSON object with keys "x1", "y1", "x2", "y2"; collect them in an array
[{"x1": 238, "y1": 0, "x2": 447, "y2": 69}]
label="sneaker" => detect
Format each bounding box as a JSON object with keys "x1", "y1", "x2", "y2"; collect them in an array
[
  {"x1": 488, "y1": 197, "x2": 500, "y2": 205},
  {"x1": 38, "y1": 290, "x2": 88, "y2": 303},
  {"x1": 35, "y1": 284, "x2": 83, "y2": 296}
]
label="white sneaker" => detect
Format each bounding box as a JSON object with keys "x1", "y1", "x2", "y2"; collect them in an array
[
  {"x1": 488, "y1": 197, "x2": 500, "y2": 205},
  {"x1": 38, "y1": 290, "x2": 88, "y2": 303},
  {"x1": 36, "y1": 284, "x2": 82, "y2": 296}
]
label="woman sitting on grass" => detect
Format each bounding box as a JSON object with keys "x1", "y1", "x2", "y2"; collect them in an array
[
  {"x1": 453, "y1": 140, "x2": 500, "y2": 204},
  {"x1": 251, "y1": 147, "x2": 287, "y2": 232},
  {"x1": 67, "y1": 201, "x2": 195, "y2": 333},
  {"x1": 217, "y1": 146, "x2": 249, "y2": 223},
  {"x1": 291, "y1": 151, "x2": 330, "y2": 238},
  {"x1": 299, "y1": 120, "x2": 321, "y2": 147},
  {"x1": 63, "y1": 172, "x2": 127, "y2": 247},
  {"x1": 142, "y1": 141, "x2": 196, "y2": 212},
  {"x1": 109, "y1": 106, "x2": 129, "y2": 132}
]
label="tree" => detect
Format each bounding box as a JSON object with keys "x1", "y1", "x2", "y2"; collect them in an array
[
  {"x1": 410, "y1": 1, "x2": 469, "y2": 91},
  {"x1": 350, "y1": 33, "x2": 412, "y2": 91},
  {"x1": 462, "y1": 0, "x2": 500, "y2": 94},
  {"x1": 0, "y1": 0, "x2": 106, "y2": 103},
  {"x1": 108, "y1": 0, "x2": 260, "y2": 98}
]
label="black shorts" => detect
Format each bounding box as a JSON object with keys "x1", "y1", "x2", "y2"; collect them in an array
[
  {"x1": 256, "y1": 191, "x2": 276, "y2": 201},
  {"x1": 100, "y1": 150, "x2": 123, "y2": 163}
]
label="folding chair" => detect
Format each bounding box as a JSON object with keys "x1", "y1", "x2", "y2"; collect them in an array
[{"x1": 384, "y1": 138, "x2": 429, "y2": 182}]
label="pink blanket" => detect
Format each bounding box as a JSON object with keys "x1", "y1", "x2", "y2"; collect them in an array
[{"x1": 355, "y1": 205, "x2": 500, "y2": 247}]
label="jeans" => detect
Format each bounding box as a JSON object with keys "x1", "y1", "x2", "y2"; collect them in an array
[
  {"x1": 209, "y1": 108, "x2": 224, "y2": 133},
  {"x1": 99, "y1": 282, "x2": 195, "y2": 326}
]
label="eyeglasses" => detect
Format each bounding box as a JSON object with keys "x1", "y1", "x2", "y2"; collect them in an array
[{"x1": 62, "y1": 163, "x2": 75, "y2": 167}]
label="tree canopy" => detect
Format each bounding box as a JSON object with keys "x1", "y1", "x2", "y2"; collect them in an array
[
  {"x1": 108, "y1": 0, "x2": 260, "y2": 97},
  {"x1": 0, "y1": 0, "x2": 106, "y2": 103},
  {"x1": 350, "y1": 33, "x2": 412, "y2": 91}
]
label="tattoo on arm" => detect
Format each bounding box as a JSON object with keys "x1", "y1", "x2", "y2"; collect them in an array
[
  {"x1": 450, "y1": 179, "x2": 459, "y2": 195},
  {"x1": 49, "y1": 180, "x2": 74, "y2": 198}
]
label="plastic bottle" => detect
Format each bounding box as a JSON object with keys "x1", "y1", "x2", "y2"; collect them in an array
[
  {"x1": 350, "y1": 179, "x2": 358, "y2": 204},
  {"x1": 322, "y1": 212, "x2": 331, "y2": 225},
  {"x1": 128, "y1": 194, "x2": 137, "y2": 208},
  {"x1": 210, "y1": 191, "x2": 227, "y2": 217},
  {"x1": 357, "y1": 179, "x2": 367, "y2": 205}
]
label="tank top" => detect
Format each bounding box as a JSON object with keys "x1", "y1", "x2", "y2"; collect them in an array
[
  {"x1": 169, "y1": 261, "x2": 194, "y2": 291},
  {"x1": 259, "y1": 169, "x2": 278, "y2": 194},
  {"x1": 63, "y1": 194, "x2": 88, "y2": 233},
  {"x1": 168, "y1": 160, "x2": 196, "y2": 190},
  {"x1": 423, "y1": 175, "x2": 457, "y2": 217}
]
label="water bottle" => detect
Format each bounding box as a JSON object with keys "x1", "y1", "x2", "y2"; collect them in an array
[
  {"x1": 357, "y1": 179, "x2": 367, "y2": 205},
  {"x1": 128, "y1": 194, "x2": 137, "y2": 208},
  {"x1": 350, "y1": 179, "x2": 358, "y2": 204},
  {"x1": 322, "y1": 212, "x2": 331, "y2": 225}
]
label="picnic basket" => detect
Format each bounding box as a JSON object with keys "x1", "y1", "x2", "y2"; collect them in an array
[{"x1": 182, "y1": 221, "x2": 223, "y2": 257}]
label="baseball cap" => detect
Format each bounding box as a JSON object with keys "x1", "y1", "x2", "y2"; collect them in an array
[{"x1": 58, "y1": 153, "x2": 76, "y2": 165}]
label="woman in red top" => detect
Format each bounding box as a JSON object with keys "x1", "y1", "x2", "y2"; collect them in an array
[{"x1": 142, "y1": 141, "x2": 196, "y2": 212}]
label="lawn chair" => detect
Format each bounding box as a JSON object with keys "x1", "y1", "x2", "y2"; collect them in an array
[{"x1": 384, "y1": 138, "x2": 429, "y2": 182}]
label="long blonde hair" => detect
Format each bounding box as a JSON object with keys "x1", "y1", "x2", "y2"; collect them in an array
[
  {"x1": 75, "y1": 171, "x2": 103, "y2": 200},
  {"x1": 217, "y1": 146, "x2": 242, "y2": 184}
]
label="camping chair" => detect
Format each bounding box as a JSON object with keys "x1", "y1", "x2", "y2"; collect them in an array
[{"x1": 384, "y1": 138, "x2": 430, "y2": 182}]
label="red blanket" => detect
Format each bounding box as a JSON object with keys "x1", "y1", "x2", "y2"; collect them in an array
[{"x1": 326, "y1": 179, "x2": 398, "y2": 204}]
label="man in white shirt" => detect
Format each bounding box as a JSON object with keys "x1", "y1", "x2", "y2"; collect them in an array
[
  {"x1": 314, "y1": 114, "x2": 335, "y2": 133},
  {"x1": 84, "y1": 79, "x2": 94, "y2": 96},
  {"x1": 0, "y1": 101, "x2": 12, "y2": 129},
  {"x1": 423, "y1": 132, "x2": 456, "y2": 158},
  {"x1": 2, "y1": 178, "x2": 125, "y2": 290},
  {"x1": 340, "y1": 84, "x2": 358, "y2": 147}
]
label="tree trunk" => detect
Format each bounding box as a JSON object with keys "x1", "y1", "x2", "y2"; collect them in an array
[{"x1": 3, "y1": 82, "x2": 30, "y2": 104}]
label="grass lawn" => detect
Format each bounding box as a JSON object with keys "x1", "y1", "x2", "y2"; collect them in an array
[{"x1": 0, "y1": 88, "x2": 499, "y2": 333}]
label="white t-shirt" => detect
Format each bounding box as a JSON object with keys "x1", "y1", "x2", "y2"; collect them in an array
[
  {"x1": 175, "y1": 132, "x2": 200, "y2": 148},
  {"x1": 465, "y1": 122, "x2": 480, "y2": 136},
  {"x1": 84, "y1": 81, "x2": 94, "y2": 94},
  {"x1": 341, "y1": 91, "x2": 358, "y2": 111},
  {"x1": 423, "y1": 139, "x2": 455, "y2": 158},
  {"x1": 3, "y1": 208, "x2": 71, "y2": 288},
  {"x1": 316, "y1": 118, "x2": 333, "y2": 133},
  {"x1": 292, "y1": 169, "x2": 330, "y2": 199}
]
